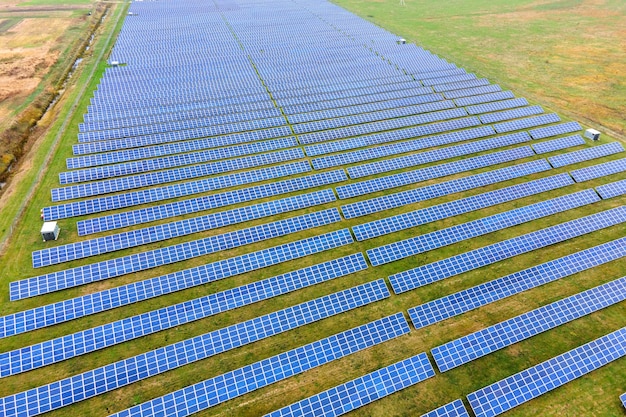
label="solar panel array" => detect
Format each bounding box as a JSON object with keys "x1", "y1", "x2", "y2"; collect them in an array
[
  {"x1": 4, "y1": 0, "x2": 625, "y2": 415},
  {"x1": 467, "y1": 326, "x2": 626, "y2": 417},
  {"x1": 264, "y1": 353, "x2": 435, "y2": 417},
  {"x1": 432, "y1": 276, "x2": 626, "y2": 372},
  {"x1": 621, "y1": 393, "x2": 626, "y2": 409}
]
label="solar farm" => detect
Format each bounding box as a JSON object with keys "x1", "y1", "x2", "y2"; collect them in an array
[{"x1": 0, "y1": 0, "x2": 625, "y2": 416}]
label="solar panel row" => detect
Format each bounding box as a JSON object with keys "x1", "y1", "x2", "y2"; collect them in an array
[
  {"x1": 433, "y1": 78, "x2": 490, "y2": 92},
  {"x1": 25, "y1": 208, "x2": 341, "y2": 295},
  {"x1": 408, "y1": 236, "x2": 626, "y2": 330},
  {"x1": 1, "y1": 254, "x2": 368, "y2": 376},
  {"x1": 353, "y1": 173, "x2": 573, "y2": 241},
  {"x1": 265, "y1": 353, "x2": 435, "y2": 417},
  {"x1": 492, "y1": 113, "x2": 560, "y2": 134},
  {"x1": 5, "y1": 229, "x2": 355, "y2": 334},
  {"x1": 596, "y1": 178, "x2": 626, "y2": 199},
  {"x1": 465, "y1": 98, "x2": 528, "y2": 115},
  {"x1": 528, "y1": 121, "x2": 581, "y2": 140},
  {"x1": 447, "y1": 87, "x2": 507, "y2": 101},
  {"x1": 36, "y1": 189, "x2": 336, "y2": 265},
  {"x1": 108, "y1": 312, "x2": 409, "y2": 417},
  {"x1": 478, "y1": 105, "x2": 543, "y2": 124},
  {"x1": 345, "y1": 132, "x2": 531, "y2": 178},
  {"x1": 421, "y1": 400, "x2": 470, "y2": 417},
  {"x1": 467, "y1": 326, "x2": 626, "y2": 417},
  {"x1": 367, "y1": 189, "x2": 599, "y2": 266},
  {"x1": 0, "y1": 281, "x2": 392, "y2": 417},
  {"x1": 532, "y1": 135, "x2": 586, "y2": 154},
  {"x1": 433, "y1": 275, "x2": 626, "y2": 372},
  {"x1": 548, "y1": 142, "x2": 625, "y2": 168},
  {"x1": 569, "y1": 157, "x2": 626, "y2": 182},
  {"x1": 390, "y1": 206, "x2": 626, "y2": 294},
  {"x1": 338, "y1": 146, "x2": 536, "y2": 201},
  {"x1": 341, "y1": 158, "x2": 551, "y2": 219}
]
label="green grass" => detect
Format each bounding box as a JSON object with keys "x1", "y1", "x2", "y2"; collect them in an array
[{"x1": 0, "y1": 1, "x2": 625, "y2": 417}]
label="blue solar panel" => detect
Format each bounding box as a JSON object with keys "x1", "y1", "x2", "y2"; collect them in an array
[
  {"x1": 529, "y1": 121, "x2": 581, "y2": 139},
  {"x1": 465, "y1": 98, "x2": 528, "y2": 115},
  {"x1": 532, "y1": 135, "x2": 586, "y2": 154},
  {"x1": 345, "y1": 132, "x2": 531, "y2": 178},
  {"x1": 4, "y1": 229, "x2": 355, "y2": 333},
  {"x1": 339, "y1": 146, "x2": 536, "y2": 202},
  {"x1": 1, "y1": 254, "x2": 369, "y2": 376},
  {"x1": 433, "y1": 78, "x2": 490, "y2": 92},
  {"x1": 341, "y1": 159, "x2": 551, "y2": 220},
  {"x1": 408, "y1": 236, "x2": 626, "y2": 330},
  {"x1": 367, "y1": 189, "x2": 599, "y2": 266},
  {"x1": 433, "y1": 276, "x2": 626, "y2": 372},
  {"x1": 52, "y1": 152, "x2": 311, "y2": 202},
  {"x1": 390, "y1": 206, "x2": 626, "y2": 294},
  {"x1": 478, "y1": 105, "x2": 543, "y2": 124},
  {"x1": 36, "y1": 189, "x2": 336, "y2": 265},
  {"x1": 265, "y1": 353, "x2": 435, "y2": 417},
  {"x1": 454, "y1": 90, "x2": 515, "y2": 106},
  {"x1": 65, "y1": 169, "x2": 346, "y2": 229},
  {"x1": 467, "y1": 326, "x2": 626, "y2": 417},
  {"x1": 25, "y1": 208, "x2": 341, "y2": 295},
  {"x1": 421, "y1": 400, "x2": 470, "y2": 417},
  {"x1": 597, "y1": 178, "x2": 626, "y2": 199},
  {"x1": 492, "y1": 113, "x2": 560, "y2": 133},
  {"x1": 621, "y1": 393, "x2": 626, "y2": 409},
  {"x1": 0, "y1": 281, "x2": 393, "y2": 417},
  {"x1": 569, "y1": 157, "x2": 626, "y2": 182},
  {"x1": 548, "y1": 142, "x2": 625, "y2": 168},
  {"x1": 353, "y1": 173, "x2": 573, "y2": 241}
]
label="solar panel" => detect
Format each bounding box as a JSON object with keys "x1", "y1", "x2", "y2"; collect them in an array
[
  {"x1": 342, "y1": 159, "x2": 551, "y2": 220},
  {"x1": 447, "y1": 87, "x2": 507, "y2": 101},
  {"x1": 344, "y1": 132, "x2": 531, "y2": 178},
  {"x1": 492, "y1": 113, "x2": 560, "y2": 133},
  {"x1": 1, "y1": 253, "x2": 369, "y2": 376},
  {"x1": 467, "y1": 326, "x2": 626, "y2": 417},
  {"x1": 4, "y1": 230, "x2": 355, "y2": 334},
  {"x1": 569, "y1": 157, "x2": 626, "y2": 182},
  {"x1": 528, "y1": 121, "x2": 581, "y2": 139},
  {"x1": 478, "y1": 105, "x2": 543, "y2": 124},
  {"x1": 421, "y1": 400, "x2": 470, "y2": 417},
  {"x1": 25, "y1": 208, "x2": 341, "y2": 296},
  {"x1": 390, "y1": 206, "x2": 626, "y2": 294},
  {"x1": 465, "y1": 98, "x2": 528, "y2": 115},
  {"x1": 353, "y1": 173, "x2": 573, "y2": 241},
  {"x1": 433, "y1": 276, "x2": 626, "y2": 372},
  {"x1": 265, "y1": 353, "x2": 435, "y2": 417},
  {"x1": 433, "y1": 78, "x2": 490, "y2": 92},
  {"x1": 367, "y1": 189, "x2": 598, "y2": 266},
  {"x1": 0, "y1": 281, "x2": 393, "y2": 416},
  {"x1": 408, "y1": 236, "x2": 626, "y2": 330},
  {"x1": 621, "y1": 393, "x2": 626, "y2": 409},
  {"x1": 338, "y1": 146, "x2": 535, "y2": 200},
  {"x1": 548, "y1": 142, "x2": 625, "y2": 168},
  {"x1": 532, "y1": 135, "x2": 586, "y2": 154},
  {"x1": 597, "y1": 178, "x2": 626, "y2": 199}
]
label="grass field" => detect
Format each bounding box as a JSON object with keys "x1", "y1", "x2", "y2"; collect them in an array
[{"x1": 0, "y1": 1, "x2": 624, "y2": 416}]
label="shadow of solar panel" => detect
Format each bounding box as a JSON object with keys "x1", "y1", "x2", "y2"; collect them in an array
[
  {"x1": 265, "y1": 353, "x2": 435, "y2": 417},
  {"x1": 338, "y1": 146, "x2": 535, "y2": 201},
  {"x1": 467, "y1": 326, "x2": 626, "y2": 417},
  {"x1": 344, "y1": 132, "x2": 531, "y2": 178},
  {"x1": 433, "y1": 276, "x2": 626, "y2": 372},
  {"x1": 108, "y1": 312, "x2": 408, "y2": 417},
  {"x1": 72, "y1": 125, "x2": 293, "y2": 155},
  {"x1": 493, "y1": 113, "x2": 560, "y2": 133},
  {"x1": 26, "y1": 208, "x2": 341, "y2": 295},
  {"x1": 569, "y1": 157, "x2": 626, "y2": 182},
  {"x1": 2, "y1": 254, "x2": 369, "y2": 376},
  {"x1": 391, "y1": 206, "x2": 626, "y2": 294},
  {"x1": 0, "y1": 282, "x2": 393, "y2": 417},
  {"x1": 353, "y1": 173, "x2": 574, "y2": 241},
  {"x1": 367, "y1": 189, "x2": 599, "y2": 266},
  {"x1": 304, "y1": 118, "x2": 484, "y2": 157},
  {"x1": 548, "y1": 142, "x2": 625, "y2": 168},
  {"x1": 597, "y1": 179, "x2": 626, "y2": 199},
  {"x1": 532, "y1": 135, "x2": 585, "y2": 154},
  {"x1": 407, "y1": 236, "x2": 626, "y2": 330},
  {"x1": 478, "y1": 105, "x2": 543, "y2": 124},
  {"x1": 421, "y1": 400, "x2": 470, "y2": 417},
  {"x1": 64, "y1": 136, "x2": 298, "y2": 174},
  {"x1": 529, "y1": 121, "x2": 581, "y2": 139},
  {"x1": 465, "y1": 98, "x2": 528, "y2": 115},
  {"x1": 35, "y1": 189, "x2": 336, "y2": 266}
]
